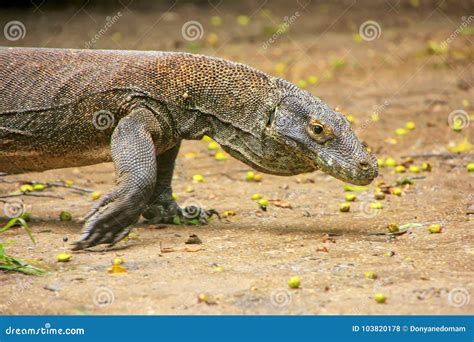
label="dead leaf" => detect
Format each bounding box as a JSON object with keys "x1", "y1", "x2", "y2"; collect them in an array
[{"x1": 269, "y1": 199, "x2": 293, "y2": 209}]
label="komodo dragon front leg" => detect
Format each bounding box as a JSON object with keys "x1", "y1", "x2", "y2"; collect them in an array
[
  {"x1": 72, "y1": 106, "x2": 160, "y2": 250},
  {"x1": 142, "y1": 142, "x2": 219, "y2": 225}
]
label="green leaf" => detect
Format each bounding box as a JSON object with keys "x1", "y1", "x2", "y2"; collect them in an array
[{"x1": 0, "y1": 217, "x2": 35, "y2": 244}]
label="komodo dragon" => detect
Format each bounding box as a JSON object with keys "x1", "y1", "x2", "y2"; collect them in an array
[{"x1": 0, "y1": 47, "x2": 378, "y2": 250}]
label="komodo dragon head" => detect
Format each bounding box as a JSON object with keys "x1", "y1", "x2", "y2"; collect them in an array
[{"x1": 260, "y1": 79, "x2": 378, "y2": 185}]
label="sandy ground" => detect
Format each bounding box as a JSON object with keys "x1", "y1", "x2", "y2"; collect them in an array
[{"x1": 0, "y1": 0, "x2": 473, "y2": 315}]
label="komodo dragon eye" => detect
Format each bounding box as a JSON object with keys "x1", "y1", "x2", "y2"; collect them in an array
[
  {"x1": 307, "y1": 119, "x2": 334, "y2": 143},
  {"x1": 312, "y1": 124, "x2": 324, "y2": 135}
]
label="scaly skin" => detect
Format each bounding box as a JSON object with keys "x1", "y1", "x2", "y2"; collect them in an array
[{"x1": 0, "y1": 47, "x2": 378, "y2": 250}]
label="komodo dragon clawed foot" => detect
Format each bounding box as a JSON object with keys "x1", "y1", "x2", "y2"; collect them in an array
[
  {"x1": 141, "y1": 141, "x2": 220, "y2": 225},
  {"x1": 72, "y1": 108, "x2": 161, "y2": 250},
  {"x1": 143, "y1": 200, "x2": 220, "y2": 225}
]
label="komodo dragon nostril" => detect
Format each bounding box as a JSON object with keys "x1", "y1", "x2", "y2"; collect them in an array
[{"x1": 358, "y1": 160, "x2": 370, "y2": 170}]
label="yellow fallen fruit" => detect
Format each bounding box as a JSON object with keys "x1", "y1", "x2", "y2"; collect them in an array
[
  {"x1": 345, "y1": 194, "x2": 356, "y2": 202},
  {"x1": 32, "y1": 183, "x2": 47, "y2": 191},
  {"x1": 91, "y1": 191, "x2": 102, "y2": 200},
  {"x1": 307, "y1": 75, "x2": 319, "y2": 85},
  {"x1": 57, "y1": 253, "x2": 72, "y2": 262},
  {"x1": 202, "y1": 135, "x2": 213, "y2": 142},
  {"x1": 112, "y1": 258, "x2": 124, "y2": 265},
  {"x1": 20, "y1": 184, "x2": 34, "y2": 192},
  {"x1": 467, "y1": 163, "x2": 474, "y2": 172},
  {"x1": 395, "y1": 165, "x2": 406, "y2": 173},
  {"x1": 64, "y1": 180, "x2": 74, "y2": 186},
  {"x1": 405, "y1": 121, "x2": 416, "y2": 130},
  {"x1": 385, "y1": 158, "x2": 396, "y2": 167},
  {"x1": 184, "y1": 152, "x2": 197, "y2": 159},
  {"x1": 409, "y1": 165, "x2": 420, "y2": 173},
  {"x1": 346, "y1": 115, "x2": 355, "y2": 124},
  {"x1": 253, "y1": 174, "x2": 263, "y2": 182},
  {"x1": 172, "y1": 192, "x2": 177, "y2": 200},
  {"x1": 237, "y1": 15, "x2": 250, "y2": 26},
  {"x1": 207, "y1": 141, "x2": 220, "y2": 150},
  {"x1": 210, "y1": 16, "x2": 222, "y2": 27},
  {"x1": 245, "y1": 171, "x2": 255, "y2": 181},
  {"x1": 391, "y1": 187, "x2": 402, "y2": 196},
  {"x1": 251, "y1": 193, "x2": 262, "y2": 200},
  {"x1": 364, "y1": 271, "x2": 377, "y2": 279},
  {"x1": 108, "y1": 264, "x2": 127, "y2": 274},
  {"x1": 222, "y1": 210, "x2": 236, "y2": 218},
  {"x1": 422, "y1": 162, "x2": 432, "y2": 171},
  {"x1": 369, "y1": 202, "x2": 383, "y2": 209},
  {"x1": 387, "y1": 223, "x2": 399, "y2": 233},
  {"x1": 395, "y1": 128, "x2": 408, "y2": 136},
  {"x1": 288, "y1": 276, "x2": 301, "y2": 289},
  {"x1": 59, "y1": 211, "x2": 72, "y2": 221},
  {"x1": 428, "y1": 224, "x2": 442, "y2": 233},
  {"x1": 258, "y1": 198, "x2": 269, "y2": 207},
  {"x1": 192, "y1": 174, "x2": 204, "y2": 183},
  {"x1": 214, "y1": 152, "x2": 228, "y2": 161},
  {"x1": 339, "y1": 203, "x2": 351, "y2": 212},
  {"x1": 374, "y1": 293, "x2": 387, "y2": 303},
  {"x1": 377, "y1": 159, "x2": 385, "y2": 167}
]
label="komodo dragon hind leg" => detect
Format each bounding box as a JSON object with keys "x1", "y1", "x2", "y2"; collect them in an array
[
  {"x1": 72, "y1": 107, "x2": 160, "y2": 250},
  {"x1": 142, "y1": 142, "x2": 220, "y2": 225}
]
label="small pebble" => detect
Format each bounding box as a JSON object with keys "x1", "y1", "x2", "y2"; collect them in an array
[{"x1": 374, "y1": 192, "x2": 386, "y2": 200}]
